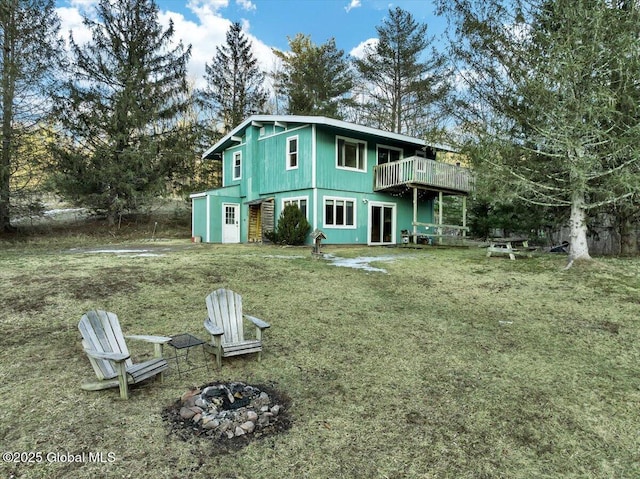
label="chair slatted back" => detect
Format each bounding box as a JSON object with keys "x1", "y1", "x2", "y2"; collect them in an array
[
  {"x1": 206, "y1": 289, "x2": 244, "y2": 344},
  {"x1": 79, "y1": 310, "x2": 132, "y2": 380}
]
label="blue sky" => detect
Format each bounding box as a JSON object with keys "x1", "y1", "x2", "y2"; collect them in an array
[{"x1": 55, "y1": 0, "x2": 445, "y2": 87}]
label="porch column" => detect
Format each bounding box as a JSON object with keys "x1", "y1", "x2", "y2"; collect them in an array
[
  {"x1": 412, "y1": 187, "x2": 418, "y2": 244},
  {"x1": 438, "y1": 191, "x2": 443, "y2": 245}
]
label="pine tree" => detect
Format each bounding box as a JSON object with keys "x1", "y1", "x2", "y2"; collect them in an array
[
  {"x1": 52, "y1": 0, "x2": 192, "y2": 225},
  {"x1": 354, "y1": 7, "x2": 450, "y2": 136},
  {"x1": 438, "y1": 0, "x2": 640, "y2": 265},
  {"x1": 273, "y1": 34, "x2": 354, "y2": 119},
  {"x1": 0, "y1": 0, "x2": 64, "y2": 232},
  {"x1": 202, "y1": 22, "x2": 267, "y2": 133}
]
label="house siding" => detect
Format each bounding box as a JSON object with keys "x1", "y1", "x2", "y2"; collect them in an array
[{"x1": 192, "y1": 116, "x2": 455, "y2": 245}]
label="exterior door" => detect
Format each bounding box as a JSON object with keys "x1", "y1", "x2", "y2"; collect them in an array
[
  {"x1": 369, "y1": 202, "x2": 396, "y2": 245},
  {"x1": 222, "y1": 203, "x2": 240, "y2": 243}
]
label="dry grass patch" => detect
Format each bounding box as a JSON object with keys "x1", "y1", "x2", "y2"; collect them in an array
[{"x1": 0, "y1": 237, "x2": 638, "y2": 479}]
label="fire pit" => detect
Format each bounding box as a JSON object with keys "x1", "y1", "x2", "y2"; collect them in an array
[{"x1": 163, "y1": 381, "x2": 291, "y2": 449}]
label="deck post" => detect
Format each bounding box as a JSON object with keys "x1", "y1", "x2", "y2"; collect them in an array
[
  {"x1": 438, "y1": 191, "x2": 443, "y2": 245},
  {"x1": 412, "y1": 187, "x2": 418, "y2": 244}
]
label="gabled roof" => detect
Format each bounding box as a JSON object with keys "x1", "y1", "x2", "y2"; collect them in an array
[{"x1": 202, "y1": 115, "x2": 455, "y2": 159}]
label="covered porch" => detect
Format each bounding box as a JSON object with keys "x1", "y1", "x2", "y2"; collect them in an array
[{"x1": 373, "y1": 157, "x2": 474, "y2": 244}]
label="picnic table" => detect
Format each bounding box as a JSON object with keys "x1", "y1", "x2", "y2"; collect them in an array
[{"x1": 486, "y1": 238, "x2": 537, "y2": 260}]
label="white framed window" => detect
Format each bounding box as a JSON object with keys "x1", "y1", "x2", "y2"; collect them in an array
[
  {"x1": 336, "y1": 136, "x2": 367, "y2": 172},
  {"x1": 282, "y1": 196, "x2": 308, "y2": 218},
  {"x1": 232, "y1": 151, "x2": 242, "y2": 180},
  {"x1": 324, "y1": 196, "x2": 356, "y2": 228},
  {"x1": 286, "y1": 136, "x2": 298, "y2": 170},
  {"x1": 377, "y1": 145, "x2": 403, "y2": 165}
]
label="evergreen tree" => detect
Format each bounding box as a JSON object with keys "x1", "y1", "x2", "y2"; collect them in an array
[
  {"x1": 438, "y1": 0, "x2": 640, "y2": 266},
  {"x1": 0, "y1": 0, "x2": 64, "y2": 232},
  {"x1": 202, "y1": 22, "x2": 267, "y2": 133},
  {"x1": 52, "y1": 0, "x2": 192, "y2": 225},
  {"x1": 354, "y1": 7, "x2": 451, "y2": 136},
  {"x1": 273, "y1": 34, "x2": 354, "y2": 119}
]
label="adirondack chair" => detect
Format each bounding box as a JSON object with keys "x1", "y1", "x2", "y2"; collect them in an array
[
  {"x1": 78, "y1": 310, "x2": 171, "y2": 399},
  {"x1": 204, "y1": 289, "x2": 270, "y2": 368}
]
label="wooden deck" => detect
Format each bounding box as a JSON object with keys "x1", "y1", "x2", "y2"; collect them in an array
[{"x1": 374, "y1": 156, "x2": 473, "y2": 194}]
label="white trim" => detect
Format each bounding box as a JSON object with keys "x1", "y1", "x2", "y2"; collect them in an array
[
  {"x1": 221, "y1": 202, "x2": 240, "y2": 243},
  {"x1": 202, "y1": 115, "x2": 456, "y2": 159},
  {"x1": 257, "y1": 123, "x2": 309, "y2": 142},
  {"x1": 189, "y1": 192, "x2": 207, "y2": 198},
  {"x1": 286, "y1": 135, "x2": 299, "y2": 170},
  {"x1": 312, "y1": 124, "x2": 317, "y2": 230},
  {"x1": 367, "y1": 201, "x2": 397, "y2": 246},
  {"x1": 323, "y1": 196, "x2": 357, "y2": 229},
  {"x1": 232, "y1": 151, "x2": 242, "y2": 180},
  {"x1": 206, "y1": 194, "x2": 211, "y2": 242},
  {"x1": 335, "y1": 135, "x2": 368, "y2": 173},
  {"x1": 281, "y1": 196, "x2": 309, "y2": 219}
]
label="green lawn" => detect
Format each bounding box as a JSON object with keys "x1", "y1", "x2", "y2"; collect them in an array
[{"x1": 1, "y1": 232, "x2": 638, "y2": 478}]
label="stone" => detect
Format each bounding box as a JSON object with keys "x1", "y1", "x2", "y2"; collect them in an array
[
  {"x1": 234, "y1": 426, "x2": 246, "y2": 436},
  {"x1": 240, "y1": 421, "x2": 255, "y2": 434},
  {"x1": 246, "y1": 411, "x2": 259, "y2": 422},
  {"x1": 189, "y1": 406, "x2": 204, "y2": 415},
  {"x1": 226, "y1": 430, "x2": 235, "y2": 439},
  {"x1": 270, "y1": 405, "x2": 281, "y2": 416},
  {"x1": 195, "y1": 397, "x2": 208, "y2": 408},
  {"x1": 179, "y1": 407, "x2": 196, "y2": 420},
  {"x1": 203, "y1": 419, "x2": 219, "y2": 430},
  {"x1": 192, "y1": 413, "x2": 202, "y2": 423},
  {"x1": 258, "y1": 413, "x2": 272, "y2": 425},
  {"x1": 181, "y1": 388, "x2": 201, "y2": 402},
  {"x1": 183, "y1": 396, "x2": 197, "y2": 408}
]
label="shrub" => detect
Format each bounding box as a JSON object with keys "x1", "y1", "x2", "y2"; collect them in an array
[{"x1": 265, "y1": 204, "x2": 310, "y2": 245}]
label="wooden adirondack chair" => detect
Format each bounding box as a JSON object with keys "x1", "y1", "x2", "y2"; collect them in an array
[
  {"x1": 204, "y1": 289, "x2": 270, "y2": 368},
  {"x1": 79, "y1": 310, "x2": 171, "y2": 399}
]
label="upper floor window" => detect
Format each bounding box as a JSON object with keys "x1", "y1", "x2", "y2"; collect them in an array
[
  {"x1": 287, "y1": 136, "x2": 298, "y2": 169},
  {"x1": 232, "y1": 151, "x2": 242, "y2": 180},
  {"x1": 336, "y1": 136, "x2": 367, "y2": 172},
  {"x1": 377, "y1": 145, "x2": 402, "y2": 165}
]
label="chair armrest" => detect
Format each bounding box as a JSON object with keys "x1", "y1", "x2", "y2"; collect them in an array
[
  {"x1": 245, "y1": 315, "x2": 270, "y2": 330},
  {"x1": 83, "y1": 348, "x2": 130, "y2": 362},
  {"x1": 204, "y1": 318, "x2": 224, "y2": 336},
  {"x1": 125, "y1": 335, "x2": 172, "y2": 344}
]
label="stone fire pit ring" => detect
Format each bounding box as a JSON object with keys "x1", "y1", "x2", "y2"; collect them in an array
[{"x1": 163, "y1": 381, "x2": 291, "y2": 450}]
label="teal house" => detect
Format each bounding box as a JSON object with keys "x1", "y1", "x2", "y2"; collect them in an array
[{"x1": 190, "y1": 115, "x2": 473, "y2": 245}]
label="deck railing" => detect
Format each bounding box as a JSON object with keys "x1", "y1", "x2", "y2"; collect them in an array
[{"x1": 374, "y1": 156, "x2": 474, "y2": 193}]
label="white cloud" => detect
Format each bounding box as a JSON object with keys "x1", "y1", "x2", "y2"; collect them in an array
[
  {"x1": 236, "y1": 0, "x2": 257, "y2": 12},
  {"x1": 69, "y1": 0, "x2": 98, "y2": 11},
  {"x1": 57, "y1": 7, "x2": 92, "y2": 46},
  {"x1": 186, "y1": 0, "x2": 229, "y2": 18},
  {"x1": 349, "y1": 37, "x2": 377, "y2": 59},
  {"x1": 345, "y1": 0, "x2": 361, "y2": 13},
  {"x1": 56, "y1": 2, "x2": 278, "y2": 91}
]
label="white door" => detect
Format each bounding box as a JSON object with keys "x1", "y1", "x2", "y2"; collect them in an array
[
  {"x1": 368, "y1": 202, "x2": 396, "y2": 245},
  {"x1": 222, "y1": 203, "x2": 240, "y2": 243}
]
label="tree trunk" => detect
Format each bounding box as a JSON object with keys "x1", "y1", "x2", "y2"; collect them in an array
[
  {"x1": 1, "y1": 14, "x2": 15, "y2": 234},
  {"x1": 566, "y1": 191, "x2": 592, "y2": 267}
]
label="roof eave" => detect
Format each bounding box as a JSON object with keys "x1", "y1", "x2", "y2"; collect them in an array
[{"x1": 201, "y1": 115, "x2": 457, "y2": 159}]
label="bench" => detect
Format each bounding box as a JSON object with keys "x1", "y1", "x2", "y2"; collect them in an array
[{"x1": 486, "y1": 239, "x2": 537, "y2": 260}]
